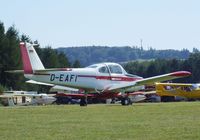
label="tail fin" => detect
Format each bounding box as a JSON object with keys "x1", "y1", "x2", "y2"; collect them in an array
[{"x1": 20, "y1": 42, "x2": 45, "y2": 74}]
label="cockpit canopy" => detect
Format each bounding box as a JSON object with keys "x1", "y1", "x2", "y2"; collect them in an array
[
  {"x1": 87, "y1": 62, "x2": 143, "y2": 78},
  {"x1": 87, "y1": 63, "x2": 126, "y2": 74}
]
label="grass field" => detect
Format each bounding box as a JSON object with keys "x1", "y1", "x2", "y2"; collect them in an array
[{"x1": 0, "y1": 102, "x2": 200, "y2": 140}]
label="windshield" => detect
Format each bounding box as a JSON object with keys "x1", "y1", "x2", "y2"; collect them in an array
[{"x1": 108, "y1": 65, "x2": 122, "y2": 74}]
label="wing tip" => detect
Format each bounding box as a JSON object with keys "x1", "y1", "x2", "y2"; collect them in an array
[{"x1": 170, "y1": 71, "x2": 191, "y2": 77}]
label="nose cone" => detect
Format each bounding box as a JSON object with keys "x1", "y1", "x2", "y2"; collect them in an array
[{"x1": 170, "y1": 71, "x2": 192, "y2": 77}]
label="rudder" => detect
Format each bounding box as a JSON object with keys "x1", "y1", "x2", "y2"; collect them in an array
[{"x1": 20, "y1": 42, "x2": 44, "y2": 74}]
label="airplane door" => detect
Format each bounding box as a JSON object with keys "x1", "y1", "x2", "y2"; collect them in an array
[
  {"x1": 95, "y1": 65, "x2": 112, "y2": 91},
  {"x1": 107, "y1": 64, "x2": 124, "y2": 81},
  {"x1": 98, "y1": 65, "x2": 110, "y2": 78}
]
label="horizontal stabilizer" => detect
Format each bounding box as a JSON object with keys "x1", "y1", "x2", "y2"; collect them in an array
[
  {"x1": 26, "y1": 80, "x2": 79, "y2": 92},
  {"x1": 26, "y1": 80, "x2": 54, "y2": 86},
  {"x1": 6, "y1": 68, "x2": 72, "y2": 74},
  {"x1": 5, "y1": 70, "x2": 24, "y2": 73},
  {"x1": 34, "y1": 68, "x2": 72, "y2": 73},
  {"x1": 0, "y1": 93, "x2": 43, "y2": 98}
]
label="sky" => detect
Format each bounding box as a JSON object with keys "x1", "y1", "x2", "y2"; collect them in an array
[{"x1": 0, "y1": 0, "x2": 200, "y2": 51}]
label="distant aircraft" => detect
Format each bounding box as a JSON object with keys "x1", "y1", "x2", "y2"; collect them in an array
[
  {"x1": 156, "y1": 83, "x2": 200, "y2": 99},
  {"x1": 19, "y1": 42, "x2": 191, "y2": 106},
  {"x1": 0, "y1": 91, "x2": 56, "y2": 106}
]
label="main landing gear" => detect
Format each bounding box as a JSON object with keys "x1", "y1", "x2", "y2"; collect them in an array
[
  {"x1": 80, "y1": 94, "x2": 88, "y2": 106},
  {"x1": 121, "y1": 97, "x2": 132, "y2": 106}
]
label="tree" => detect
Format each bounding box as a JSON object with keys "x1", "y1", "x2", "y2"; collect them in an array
[
  {"x1": 41, "y1": 47, "x2": 60, "y2": 68},
  {"x1": 192, "y1": 48, "x2": 199, "y2": 53},
  {"x1": 73, "y1": 60, "x2": 81, "y2": 68},
  {"x1": 0, "y1": 21, "x2": 76, "y2": 92},
  {"x1": 0, "y1": 21, "x2": 6, "y2": 78},
  {"x1": 58, "y1": 52, "x2": 71, "y2": 68},
  {"x1": 21, "y1": 34, "x2": 31, "y2": 43},
  {"x1": 0, "y1": 25, "x2": 24, "y2": 89},
  {"x1": 188, "y1": 53, "x2": 200, "y2": 82},
  {"x1": 145, "y1": 62, "x2": 157, "y2": 77}
]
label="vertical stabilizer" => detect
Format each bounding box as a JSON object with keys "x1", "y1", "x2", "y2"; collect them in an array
[{"x1": 20, "y1": 42, "x2": 44, "y2": 74}]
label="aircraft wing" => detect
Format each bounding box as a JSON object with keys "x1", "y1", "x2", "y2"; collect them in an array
[
  {"x1": 26, "y1": 80, "x2": 79, "y2": 92},
  {"x1": 0, "y1": 94, "x2": 14, "y2": 98},
  {"x1": 155, "y1": 83, "x2": 193, "y2": 86},
  {"x1": 128, "y1": 91, "x2": 156, "y2": 95},
  {"x1": 156, "y1": 83, "x2": 200, "y2": 90},
  {"x1": 55, "y1": 93, "x2": 94, "y2": 99},
  {"x1": 107, "y1": 71, "x2": 191, "y2": 92},
  {"x1": 156, "y1": 82, "x2": 200, "y2": 98},
  {"x1": 135, "y1": 71, "x2": 191, "y2": 86},
  {"x1": 0, "y1": 93, "x2": 42, "y2": 98}
]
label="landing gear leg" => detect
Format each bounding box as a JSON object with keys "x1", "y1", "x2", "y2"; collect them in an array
[
  {"x1": 80, "y1": 94, "x2": 88, "y2": 106},
  {"x1": 121, "y1": 97, "x2": 131, "y2": 106}
]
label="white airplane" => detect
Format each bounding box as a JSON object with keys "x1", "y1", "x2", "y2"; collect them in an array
[
  {"x1": 19, "y1": 42, "x2": 191, "y2": 106},
  {"x1": 0, "y1": 91, "x2": 56, "y2": 106}
]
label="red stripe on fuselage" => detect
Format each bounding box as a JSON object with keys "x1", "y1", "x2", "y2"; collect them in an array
[
  {"x1": 20, "y1": 42, "x2": 33, "y2": 74},
  {"x1": 33, "y1": 73, "x2": 50, "y2": 76},
  {"x1": 32, "y1": 73, "x2": 142, "y2": 82},
  {"x1": 78, "y1": 75, "x2": 142, "y2": 81}
]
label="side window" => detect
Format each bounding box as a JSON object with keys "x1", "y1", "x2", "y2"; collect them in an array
[
  {"x1": 109, "y1": 65, "x2": 122, "y2": 74},
  {"x1": 99, "y1": 66, "x2": 109, "y2": 73}
]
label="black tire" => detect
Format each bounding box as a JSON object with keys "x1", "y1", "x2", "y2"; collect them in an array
[
  {"x1": 80, "y1": 98, "x2": 87, "y2": 106},
  {"x1": 121, "y1": 97, "x2": 131, "y2": 106},
  {"x1": 161, "y1": 96, "x2": 175, "y2": 102}
]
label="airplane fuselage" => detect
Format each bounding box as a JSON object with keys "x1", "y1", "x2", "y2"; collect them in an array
[
  {"x1": 25, "y1": 66, "x2": 143, "y2": 92},
  {"x1": 19, "y1": 42, "x2": 191, "y2": 100}
]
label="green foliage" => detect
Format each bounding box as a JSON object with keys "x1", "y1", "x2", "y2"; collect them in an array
[
  {"x1": 21, "y1": 34, "x2": 32, "y2": 43},
  {"x1": 187, "y1": 53, "x2": 200, "y2": 83},
  {"x1": 73, "y1": 59, "x2": 81, "y2": 68},
  {"x1": 124, "y1": 53, "x2": 200, "y2": 83},
  {"x1": 0, "y1": 23, "x2": 22, "y2": 89},
  {"x1": 40, "y1": 47, "x2": 71, "y2": 68},
  {"x1": 0, "y1": 84, "x2": 7, "y2": 94},
  {"x1": 58, "y1": 46, "x2": 191, "y2": 66},
  {"x1": 0, "y1": 84, "x2": 7, "y2": 105},
  {"x1": 0, "y1": 21, "x2": 71, "y2": 91},
  {"x1": 58, "y1": 52, "x2": 71, "y2": 68},
  {"x1": 41, "y1": 46, "x2": 60, "y2": 68}
]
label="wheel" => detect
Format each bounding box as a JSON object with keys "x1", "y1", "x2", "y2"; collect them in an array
[
  {"x1": 121, "y1": 97, "x2": 131, "y2": 106},
  {"x1": 161, "y1": 96, "x2": 175, "y2": 102},
  {"x1": 80, "y1": 98, "x2": 87, "y2": 106}
]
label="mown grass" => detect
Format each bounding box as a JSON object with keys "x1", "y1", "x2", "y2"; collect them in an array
[{"x1": 0, "y1": 102, "x2": 200, "y2": 140}]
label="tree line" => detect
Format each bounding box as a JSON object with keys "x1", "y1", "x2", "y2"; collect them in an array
[
  {"x1": 0, "y1": 21, "x2": 80, "y2": 92},
  {"x1": 58, "y1": 46, "x2": 191, "y2": 66},
  {"x1": 123, "y1": 53, "x2": 200, "y2": 83}
]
